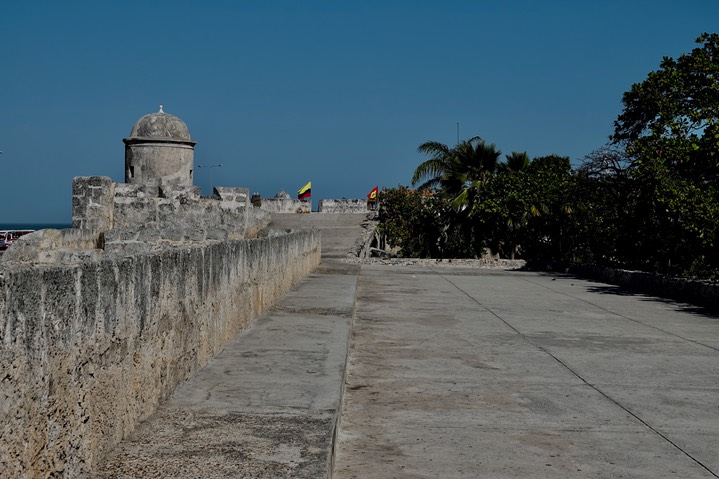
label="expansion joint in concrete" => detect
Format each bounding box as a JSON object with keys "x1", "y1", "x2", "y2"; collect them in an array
[
  {"x1": 532, "y1": 340, "x2": 719, "y2": 478},
  {"x1": 327, "y1": 261, "x2": 361, "y2": 479},
  {"x1": 519, "y1": 275, "x2": 719, "y2": 354},
  {"x1": 269, "y1": 305, "x2": 352, "y2": 318},
  {"x1": 436, "y1": 269, "x2": 719, "y2": 479}
]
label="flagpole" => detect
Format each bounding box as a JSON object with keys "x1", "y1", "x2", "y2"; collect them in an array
[{"x1": 198, "y1": 163, "x2": 223, "y2": 194}]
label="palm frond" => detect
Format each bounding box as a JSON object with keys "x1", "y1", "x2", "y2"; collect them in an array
[
  {"x1": 416, "y1": 177, "x2": 442, "y2": 191},
  {"x1": 500, "y1": 151, "x2": 530, "y2": 173},
  {"x1": 451, "y1": 188, "x2": 470, "y2": 210},
  {"x1": 417, "y1": 141, "x2": 451, "y2": 158},
  {"x1": 412, "y1": 158, "x2": 446, "y2": 186}
]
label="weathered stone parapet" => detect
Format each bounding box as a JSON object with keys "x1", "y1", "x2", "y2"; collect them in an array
[
  {"x1": 108, "y1": 182, "x2": 268, "y2": 245},
  {"x1": 246, "y1": 208, "x2": 272, "y2": 238},
  {"x1": 72, "y1": 176, "x2": 114, "y2": 232},
  {"x1": 70, "y1": 176, "x2": 268, "y2": 246},
  {"x1": 214, "y1": 186, "x2": 249, "y2": 205},
  {"x1": 318, "y1": 199, "x2": 367, "y2": 213},
  {"x1": 214, "y1": 187, "x2": 251, "y2": 233},
  {"x1": 0, "y1": 228, "x2": 102, "y2": 265},
  {"x1": 0, "y1": 230, "x2": 321, "y2": 478},
  {"x1": 260, "y1": 198, "x2": 311, "y2": 214}
]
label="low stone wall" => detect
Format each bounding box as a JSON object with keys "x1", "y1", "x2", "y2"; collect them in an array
[
  {"x1": 260, "y1": 198, "x2": 311, "y2": 214},
  {"x1": 570, "y1": 264, "x2": 719, "y2": 310},
  {"x1": 318, "y1": 199, "x2": 367, "y2": 213},
  {"x1": 0, "y1": 230, "x2": 321, "y2": 478},
  {"x1": 1, "y1": 229, "x2": 103, "y2": 265}
]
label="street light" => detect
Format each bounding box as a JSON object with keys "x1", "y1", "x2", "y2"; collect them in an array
[{"x1": 197, "y1": 163, "x2": 223, "y2": 195}]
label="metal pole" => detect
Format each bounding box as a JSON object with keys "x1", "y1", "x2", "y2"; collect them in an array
[{"x1": 197, "y1": 164, "x2": 223, "y2": 195}]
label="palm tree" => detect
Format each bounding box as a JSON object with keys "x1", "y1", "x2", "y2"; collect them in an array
[
  {"x1": 411, "y1": 136, "x2": 501, "y2": 196},
  {"x1": 499, "y1": 151, "x2": 530, "y2": 173}
]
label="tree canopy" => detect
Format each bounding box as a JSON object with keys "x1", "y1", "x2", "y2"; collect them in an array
[
  {"x1": 612, "y1": 32, "x2": 719, "y2": 182},
  {"x1": 411, "y1": 137, "x2": 501, "y2": 196},
  {"x1": 379, "y1": 33, "x2": 719, "y2": 278}
]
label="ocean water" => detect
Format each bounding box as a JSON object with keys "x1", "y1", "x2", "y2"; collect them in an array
[{"x1": 0, "y1": 223, "x2": 72, "y2": 231}]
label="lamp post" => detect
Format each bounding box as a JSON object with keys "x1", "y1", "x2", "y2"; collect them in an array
[{"x1": 197, "y1": 163, "x2": 223, "y2": 195}]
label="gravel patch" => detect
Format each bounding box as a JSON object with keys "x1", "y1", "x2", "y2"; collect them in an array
[{"x1": 339, "y1": 256, "x2": 526, "y2": 270}]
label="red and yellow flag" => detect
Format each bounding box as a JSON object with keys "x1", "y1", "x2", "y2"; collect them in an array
[{"x1": 367, "y1": 186, "x2": 379, "y2": 200}]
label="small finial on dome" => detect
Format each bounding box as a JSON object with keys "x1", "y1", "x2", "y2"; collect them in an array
[{"x1": 159, "y1": 105, "x2": 164, "y2": 113}]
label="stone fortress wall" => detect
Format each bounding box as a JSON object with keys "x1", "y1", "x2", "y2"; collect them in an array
[
  {"x1": 259, "y1": 197, "x2": 371, "y2": 214},
  {"x1": 258, "y1": 191, "x2": 311, "y2": 214},
  {"x1": 0, "y1": 232, "x2": 320, "y2": 478},
  {"x1": 0, "y1": 108, "x2": 322, "y2": 477},
  {"x1": 318, "y1": 198, "x2": 369, "y2": 213},
  {"x1": 255, "y1": 193, "x2": 373, "y2": 215}
]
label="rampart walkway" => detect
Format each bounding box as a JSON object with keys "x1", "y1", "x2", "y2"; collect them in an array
[{"x1": 92, "y1": 214, "x2": 719, "y2": 478}]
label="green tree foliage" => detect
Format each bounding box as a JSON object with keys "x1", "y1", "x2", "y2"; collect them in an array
[
  {"x1": 467, "y1": 169, "x2": 541, "y2": 259},
  {"x1": 411, "y1": 137, "x2": 501, "y2": 196},
  {"x1": 466, "y1": 155, "x2": 572, "y2": 260},
  {"x1": 612, "y1": 33, "x2": 719, "y2": 182},
  {"x1": 498, "y1": 151, "x2": 530, "y2": 173},
  {"x1": 627, "y1": 167, "x2": 719, "y2": 276},
  {"x1": 570, "y1": 148, "x2": 719, "y2": 277},
  {"x1": 569, "y1": 146, "x2": 633, "y2": 266},
  {"x1": 377, "y1": 186, "x2": 474, "y2": 258},
  {"x1": 608, "y1": 32, "x2": 719, "y2": 276},
  {"x1": 376, "y1": 186, "x2": 438, "y2": 257},
  {"x1": 522, "y1": 156, "x2": 573, "y2": 262}
]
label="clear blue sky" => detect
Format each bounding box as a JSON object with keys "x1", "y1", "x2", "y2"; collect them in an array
[{"x1": 1, "y1": 1, "x2": 717, "y2": 222}]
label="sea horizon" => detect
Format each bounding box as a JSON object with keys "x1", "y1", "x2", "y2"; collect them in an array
[{"x1": 0, "y1": 223, "x2": 72, "y2": 231}]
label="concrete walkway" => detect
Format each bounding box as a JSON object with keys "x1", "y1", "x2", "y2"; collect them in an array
[
  {"x1": 333, "y1": 265, "x2": 719, "y2": 478},
  {"x1": 90, "y1": 214, "x2": 367, "y2": 477},
  {"x1": 92, "y1": 214, "x2": 719, "y2": 478},
  {"x1": 92, "y1": 261, "x2": 358, "y2": 478}
]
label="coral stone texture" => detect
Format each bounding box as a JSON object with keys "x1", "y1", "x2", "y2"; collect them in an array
[{"x1": 0, "y1": 233, "x2": 321, "y2": 478}]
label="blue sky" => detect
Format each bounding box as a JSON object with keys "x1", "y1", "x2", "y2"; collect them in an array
[{"x1": 1, "y1": 1, "x2": 717, "y2": 222}]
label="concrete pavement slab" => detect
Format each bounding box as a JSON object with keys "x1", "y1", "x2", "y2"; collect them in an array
[
  {"x1": 92, "y1": 409, "x2": 335, "y2": 478},
  {"x1": 270, "y1": 213, "x2": 371, "y2": 259},
  {"x1": 270, "y1": 273, "x2": 358, "y2": 317},
  {"x1": 168, "y1": 311, "x2": 351, "y2": 412},
  {"x1": 333, "y1": 265, "x2": 719, "y2": 478}
]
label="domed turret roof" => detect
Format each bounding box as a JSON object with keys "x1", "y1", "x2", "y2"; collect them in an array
[
  {"x1": 126, "y1": 106, "x2": 194, "y2": 143},
  {"x1": 274, "y1": 191, "x2": 291, "y2": 199}
]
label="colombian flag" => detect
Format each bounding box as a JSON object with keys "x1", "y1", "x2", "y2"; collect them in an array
[
  {"x1": 298, "y1": 181, "x2": 311, "y2": 200},
  {"x1": 367, "y1": 186, "x2": 379, "y2": 200}
]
